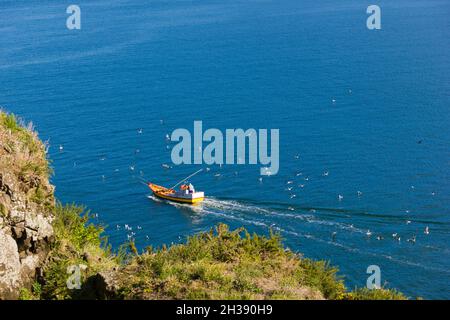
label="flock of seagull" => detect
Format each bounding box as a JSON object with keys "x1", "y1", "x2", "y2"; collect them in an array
[
  {"x1": 56, "y1": 119, "x2": 434, "y2": 247},
  {"x1": 282, "y1": 154, "x2": 432, "y2": 246}
]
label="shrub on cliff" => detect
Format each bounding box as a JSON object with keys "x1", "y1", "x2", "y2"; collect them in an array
[
  {"x1": 39, "y1": 204, "x2": 117, "y2": 300},
  {"x1": 114, "y1": 224, "x2": 343, "y2": 299}
]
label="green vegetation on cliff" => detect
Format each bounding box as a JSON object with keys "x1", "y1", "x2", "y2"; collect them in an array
[
  {"x1": 114, "y1": 224, "x2": 345, "y2": 300},
  {"x1": 39, "y1": 208, "x2": 406, "y2": 300},
  {"x1": 0, "y1": 112, "x2": 54, "y2": 211},
  {"x1": 1, "y1": 111, "x2": 406, "y2": 300}
]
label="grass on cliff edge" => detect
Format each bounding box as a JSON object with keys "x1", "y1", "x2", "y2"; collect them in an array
[
  {"x1": 21, "y1": 204, "x2": 406, "y2": 300},
  {"x1": 0, "y1": 111, "x2": 54, "y2": 211}
]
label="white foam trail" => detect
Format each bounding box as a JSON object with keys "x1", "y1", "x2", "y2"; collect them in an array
[{"x1": 203, "y1": 197, "x2": 365, "y2": 233}]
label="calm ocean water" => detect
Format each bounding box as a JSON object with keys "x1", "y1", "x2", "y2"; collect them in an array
[{"x1": 1, "y1": 0, "x2": 449, "y2": 298}]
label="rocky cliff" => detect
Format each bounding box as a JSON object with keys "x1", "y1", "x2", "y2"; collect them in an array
[{"x1": 0, "y1": 112, "x2": 54, "y2": 299}]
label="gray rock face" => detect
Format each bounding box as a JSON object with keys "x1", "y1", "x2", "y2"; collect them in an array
[
  {"x1": 0, "y1": 172, "x2": 54, "y2": 299},
  {"x1": 0, "y1": 228, "x2": 21, "y2": 299},
  {"x1": 92, "y1": 270, "x2": 121, "y2": 300}
]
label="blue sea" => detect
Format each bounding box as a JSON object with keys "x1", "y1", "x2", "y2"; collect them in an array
[{"x1": 1, "y1": 0, "x2": 449, "y2": 299}]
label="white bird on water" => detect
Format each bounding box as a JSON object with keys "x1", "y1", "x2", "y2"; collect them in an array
[
  {"x1": 424, "y1": 226, "x2": 430, "y2": 235},
  {"x1": 331, "y1": 232, "x2": 337, "y2": 241},
  {"x1": 392, "y1": 233, "x2": 398, "y2": 238},
  {"x1": 407, "y1": 235, "x2": 416, "y2": 244},
  {"x1": 322, "y1": 171, "x2": 329, "y2": 176},
  {"x1": 366, "y1": 230, "x2": 372, "y2": 237},
  {"x1": 357, "y1": 191, "x2": 363, "y2": 197},
  {"x1": 338, "y1": 194, "x2": 344, "y2": 201},
  {"x1": 59, "y1": 145, "x2": 64, "y2": 151}
]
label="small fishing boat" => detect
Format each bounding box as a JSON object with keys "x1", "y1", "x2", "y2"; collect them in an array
[
  {"x1": 148, "y1": 183, "x2": 204, "y2": 204},
  {"x1": 147, "y1": 169, "x2": 205, "y2": 204}
]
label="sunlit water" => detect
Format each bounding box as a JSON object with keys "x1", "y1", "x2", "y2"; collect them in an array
[{"x1": 0, "y1": 0, "x2": 449, "y2": 298}]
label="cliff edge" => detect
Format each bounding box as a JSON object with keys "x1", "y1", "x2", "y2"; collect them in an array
[{"x1": 0, "y1": 112, "x2": 54, "y2": 299}]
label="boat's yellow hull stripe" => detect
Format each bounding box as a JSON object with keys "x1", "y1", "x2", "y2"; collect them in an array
[{"x1": 154, "y1": 192, "x2": 204, "y2": 204}]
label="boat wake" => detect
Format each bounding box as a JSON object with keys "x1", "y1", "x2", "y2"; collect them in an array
[{"x1": 147, "y1": 195, "x2": 450, "y2": 274}]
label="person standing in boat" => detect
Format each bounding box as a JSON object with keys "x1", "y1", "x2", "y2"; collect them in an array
[{"x1": 188, "y1": 183, "x2": 195, "y2": 194}]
